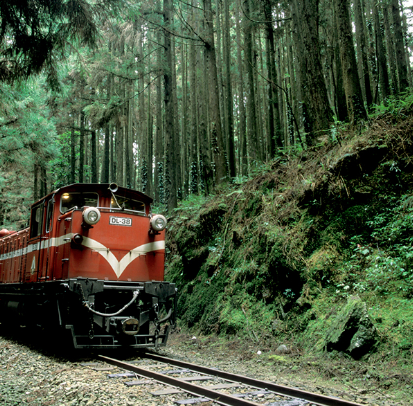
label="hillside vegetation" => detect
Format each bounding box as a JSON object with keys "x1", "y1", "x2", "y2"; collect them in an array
[{"x1": 165, "y1": 97, "x2": 413, "y2": 367}]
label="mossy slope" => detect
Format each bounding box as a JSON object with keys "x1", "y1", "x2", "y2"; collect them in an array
[{"x1": 165, "y1": 104, "x2": 413, "y2": 360}]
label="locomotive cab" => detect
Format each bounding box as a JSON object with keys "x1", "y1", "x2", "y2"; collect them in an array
[{"x1": 0, "y1": 183, "x2": 176, "y2": 349}]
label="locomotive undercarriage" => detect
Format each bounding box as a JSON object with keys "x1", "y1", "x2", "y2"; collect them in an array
[{"x1": 0, "y1": 278, "x2": 176, "y2": 349}]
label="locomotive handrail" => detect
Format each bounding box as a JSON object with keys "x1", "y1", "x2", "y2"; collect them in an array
[
  {"x1": 95, "y1": 207, "x2": 146, "y2": 215},
  {"x1": 58, "y1": 206, "x2": 147, "y2": 216}
]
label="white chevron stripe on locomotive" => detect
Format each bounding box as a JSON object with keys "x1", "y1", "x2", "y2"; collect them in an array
[{"x1": 81, "y1": 237, "x2": 165, "y2": 278}]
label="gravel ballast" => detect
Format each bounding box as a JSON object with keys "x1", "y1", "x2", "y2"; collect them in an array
[{"x1": 0, "y1": 329, "x2": 407, "y2": 406}]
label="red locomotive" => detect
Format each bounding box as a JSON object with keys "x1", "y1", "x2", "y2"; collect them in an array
[{"x1": 0, "y1": 183, "x2": 176, "y2": 349}]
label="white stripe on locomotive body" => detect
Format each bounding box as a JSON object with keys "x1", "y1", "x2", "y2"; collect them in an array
[
  {"x1": 0, "y1": 236, "x2": 71, "y2": 261},
  {"x1": 81, "y1": 238, "x2": 165, "y2": 278},
  {"x1": 0, "y1": 235, "x2": 165, "y2": 278}
]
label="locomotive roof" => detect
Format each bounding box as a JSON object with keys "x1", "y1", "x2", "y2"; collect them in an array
[{"x1": 31, "y1": 183, "x2": 153, "y2": 207}]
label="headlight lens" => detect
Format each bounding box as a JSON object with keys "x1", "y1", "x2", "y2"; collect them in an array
[
  {"x1": 150, "y1": 214, "x2": 167, "y2": 231},
  {"x1": 88, "y1": 211, "x2": 98, "y2": 222},
  {"x1": 83, "y1": 207, "x2": 101, "y2": 225}
]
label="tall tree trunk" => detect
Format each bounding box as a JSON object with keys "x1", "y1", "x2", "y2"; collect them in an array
[
  {"x1": 354, "y1": 0, "x2": 373, "y2": 108},
  {"x1": 181, "y1": 43, "x2": 189, "y2": 196},
  {"x1": 172, "y1": 39, "x2": 182, "y2": 199},
  {"x1": 365, "y1": 0, "x2": 379, "y2": 103},
  {"x1": 109, "y1": 74, "x2": 115, "y2": 182},
  {"x1": 401, "y1": 4, "x2": 412, "y2": 87},
  {"x1": 198, "y1": 46, "x2": 213, "y2": 195},
  {"x1": 102, "y1": 45, "x2": 112, "y2": 184},
  {"x1": 333, "y1": 38, "x2": 348, "y2": 121},
  {"x1": 375, "y1": 1, "x2": 391, "y2": 101},
  {"x1": 291, "y1": 0, "x2": 333, "y2": 145},
  {"x1": 390, "y1": 0, "x2": 409, "y2": 93},
  {"x1": 335, "y1": 0, "x2": 367, "y2": 124},
  {"x1": 128, "y1": 79, "x2": 135, "y2": 189},
  {"x1": 285, "y1": 39, "x2": 295, "y2": 146},
  {"x1": 79, "y1": 110, "x2": 85, "y2": 183},
  {"x1": 203, "y1": 0, "x2": 227, "y2": 184},
  {"x1": 244, "y1": 0, "x2": 260, "y2": 162},
  {"x1": 110, "y1": 125, "x2": 114, "y2": 183},
  {"x1": 223, "y1": 0, "x2": 235, "y2": 177},
  {"x1": 91, "y1": 130, "x2": 97, "y2": 183},
  {"x1": 189, "y1": 6, "x2": 199, "y2": 194},
  {"x1": 124, "y1": 91, "x2": 131, "y2": 188},
  {"x1": 155, "y1": 30, "x2": 164, "y2": 204},
  {"x1": 102, "y1": 124, "x2": 110, "y2": 183},
  {"x1": 215, "y1": 0, "x2": 226, "y2": 149},
  {"x1": 255, "y1": 31, "x2": 265, "y2": 157},
  {"x1": 71, "y1": 115, "x2": 76, "y2": 183},
  {"x1": 147, "y1": 81, "x2": 153, "y2": 198},
  {"x1": 116, "y1": 118, "x2": 123, "y2": 186},
  {"x1": 263, "y1": 0, "x2": 282, "y2": 155},
  {"x1": 33, "y1": 163, "x2": 39, "y2": 201},
  {"x1": 164, "y1": 0, "x2": 177, "y2": 210},
  {"x1": 41, "y1": 164, "x2": 47, "y2": 197},
  {"x1": 382, "y1": 3, "x2": 399, "y2": 95},
  {"x1": 138, "y1": 31, "x2": 148, "y2": 193},
  {"x1": 236, "y1": 0, "x2": 247, "y2": 176}
]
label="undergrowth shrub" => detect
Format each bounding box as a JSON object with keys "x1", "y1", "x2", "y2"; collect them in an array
[{"x1": 334, "y1": 194, "x2": 413, "y2": 297}]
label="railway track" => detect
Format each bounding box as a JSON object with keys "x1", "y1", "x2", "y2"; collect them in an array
[{"x1": 92, "y1": 353, "x2": 366, "y2": 406}]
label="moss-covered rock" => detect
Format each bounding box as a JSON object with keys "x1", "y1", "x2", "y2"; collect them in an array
[{"x1": 324, "y1": 295, "x2": 378, "y2": 359}]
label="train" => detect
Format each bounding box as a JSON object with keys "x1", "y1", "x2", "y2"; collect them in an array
[{"x1": 0, "y1": 183, "x2": 176, "y2": 349}]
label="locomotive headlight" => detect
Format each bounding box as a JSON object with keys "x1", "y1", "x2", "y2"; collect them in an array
[
  {"x1": 83, "y1": 207, "x2": 101, "y2": 225},
  {"x1": 150, "y1": 214, "x2": 167, "y2": 231}
]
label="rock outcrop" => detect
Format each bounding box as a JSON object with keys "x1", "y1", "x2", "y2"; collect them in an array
[{"x1": 324, "y1": 295, "x2": 378, "y2": 359}]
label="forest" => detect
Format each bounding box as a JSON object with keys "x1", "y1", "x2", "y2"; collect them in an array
[{"x1": 0, "y1": 0, "x2": 412, "y2": 229}]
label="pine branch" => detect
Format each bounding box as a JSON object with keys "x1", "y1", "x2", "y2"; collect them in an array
[
  {"x1": 174, "y1": 1, "x2": 207, "y2": 45},
  {"x1": 0, "y1": 118, "x2": 18, "y2": 128},
  {"x1": 141, "y1": 14, "x2": 201, "y2": 42}
]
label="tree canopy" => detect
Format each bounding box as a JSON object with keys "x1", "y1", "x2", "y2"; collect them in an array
[
  {"x1": 0, "y1": 0, "x2": 122, "y2": 89},
  {"x1": 1, "y1": 0, "x2": 413, "y2": 226}
]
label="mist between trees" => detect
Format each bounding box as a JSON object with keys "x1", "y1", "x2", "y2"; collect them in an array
[{"x1": 0, "y1": 0, "x2": 412, "y2": 227}]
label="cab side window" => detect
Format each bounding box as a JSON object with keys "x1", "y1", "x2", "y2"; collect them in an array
[{"x1": 30, "y1": 203, "x2": 44, "y2": 238}]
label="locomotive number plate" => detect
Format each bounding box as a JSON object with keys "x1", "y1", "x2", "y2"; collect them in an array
[{"x1": 109, "y1": 216, "x2": 132, "y2": 226}]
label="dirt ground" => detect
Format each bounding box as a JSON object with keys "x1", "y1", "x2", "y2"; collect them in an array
[{"x1": 158, "y1": 331, "x2": 413, "y2": 406}]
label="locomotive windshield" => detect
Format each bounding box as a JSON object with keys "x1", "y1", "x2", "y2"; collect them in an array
[
  {"x1": 60, "y1": 192, "x2": 99, "y2": 213},
  {"x1": 110, "y1": 195, "x2": 145, "y2": 213}
]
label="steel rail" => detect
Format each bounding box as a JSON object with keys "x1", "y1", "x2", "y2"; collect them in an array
[
  {"x1": 141, "y1": 352, "x2": 366, "y2": 406},
  {"x1": 99, "y1": 354, "x2": 260, "y2": 406}
]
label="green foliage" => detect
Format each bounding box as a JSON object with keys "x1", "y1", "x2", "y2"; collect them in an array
[
  {"x1": 48, "y1": 131, "x2": 80, "y2": 188},
  {"x1": 369, "y1": 297, "x2": 413, "y2": 351},
  {"x1": 0, "y1": 0, "x2": 123, "y2": 89},
  {"x1": 333, "y1": 194, "x2": 413, "y2": 298},
  {"x1": 0, "y1": 82, "x2": 57, "y2": 165},
  {"x1": 370, "y1": 92, "x2": 413, "y2": 118},
  {"x1": 0, "y1": 172, "x2": 32, "y2": 230},
  {"x1": 174, "y1": 193, "x2": 209, "y2": 212},
  {"x1": 0, "y1": 81, "x2": 57, "y2": 228}
]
